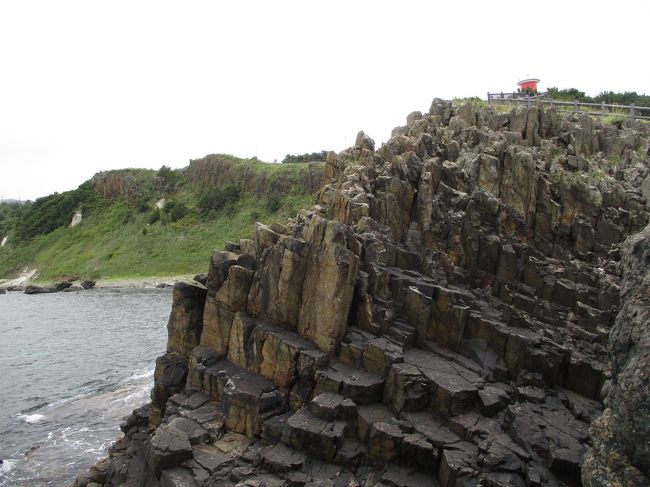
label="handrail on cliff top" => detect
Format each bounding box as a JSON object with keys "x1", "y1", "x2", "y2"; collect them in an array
[{"x1": 486, "y1": 92, "x2": 650, "y2": 120}]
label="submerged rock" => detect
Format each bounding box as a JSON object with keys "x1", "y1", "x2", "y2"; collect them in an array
[
  {"x1": 24, "y1": 284, "x2": 57, "y2": 294},
  {"x1": 24, "y1": 280, "x2": 75, "y2": 294}
]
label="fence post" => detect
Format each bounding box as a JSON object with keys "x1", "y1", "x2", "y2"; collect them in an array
[
  {"x1": 601, "y1": 102, "x2": 605, "y2": 115},
  {"x1": 630, "y1": 103, "x2": 635, "y2": 120},
  {"x1": 574, "y1": 101, "x2": 579, "y2": 112}
]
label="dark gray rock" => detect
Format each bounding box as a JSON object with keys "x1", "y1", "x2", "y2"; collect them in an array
[
  {"x1": 478, "y1": 386, "x2": 510, "y2": 416},
  {"x1": 583, "y1": 225, "x2": 650, "y2": 486},
  {"x1": 167, "y1": 417, "x2": 209, "y2": 445},
  {"x1": 261, "y1": 443, "x2": 306, "y2": 472},
  {"x1": 191, "y1": 444, "x2": 230, "y2": 473},
  {"x1": 160, "y1": 467, "x2": 199, "y2": 487},
  {"x1": 80, "y1": 279, "x2": 96, "y2": 289},
  {"x1": 24, "y1": 284, "x2": 57, "y2": 294},
  {"x1": 145, "y1": 424, "x2": 192, "y2": 477}
]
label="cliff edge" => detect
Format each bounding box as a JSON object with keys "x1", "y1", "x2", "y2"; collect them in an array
[{"x1": 74, "y1": 100, "x2": 650, "y2": 487}]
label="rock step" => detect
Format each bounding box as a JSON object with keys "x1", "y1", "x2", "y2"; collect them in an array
[
  {"x1": 308, "y1": 392, "x2": 357, "y2": 422},
  {"x1": 282, "y1": 407, "x2": 349, "y2": 462},
  {"x1": 315, "y1": 361, "x2": 385, "y2": 405},
  {"x1": 385, "y1": 319, "x2": 417, "y2": 349},
  {"x1": 384, "y1": 347, "x2": 484, "y2": 419},
  {"x1": 391, "y1": 267, "x2": 601, "y2": 396},
  {"x1": 339, "y1": 327, "x2": 404, "y2": 374},
  {"x1": 278, "y1": 399, "x2": 450, "y2": 473},
  {"x1": 185, "y1": 355, "x2": 286, "y2": 438}
]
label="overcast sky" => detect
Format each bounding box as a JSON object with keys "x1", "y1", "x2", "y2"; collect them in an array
[{"x1": 1, "y1": 1, "x2": 648, "y2": 201}]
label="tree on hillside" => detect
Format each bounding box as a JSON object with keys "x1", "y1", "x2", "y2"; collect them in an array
[
  {"x1": 282, "y1": 151, "x2": 328, "y2": 164},
  {"x1": 546, "y1": 87, "x2": 650, "y2": 107},
  {"x1": 546, "y1": 87, "x2": 589, "y2": 103},
  {"x1": 156, "y1": 165, "x2": 180, "y2": 192}
]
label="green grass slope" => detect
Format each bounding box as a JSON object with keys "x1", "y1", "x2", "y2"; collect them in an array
[{"x1": 0, "y1": 155, "x2": 322, "y2": 282}]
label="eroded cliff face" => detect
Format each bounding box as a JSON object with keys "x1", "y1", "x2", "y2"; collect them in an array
[
  {"x1": 75, "y1": 100, "x2": 650, "y2": 487},
  {"x1": 582, "y1": 225, "x2": 650, "y2": 487}
]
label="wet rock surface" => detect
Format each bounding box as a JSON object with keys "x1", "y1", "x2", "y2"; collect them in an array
[{"x1": 75, "y1": 101, "x2": 650, "y2": 486}]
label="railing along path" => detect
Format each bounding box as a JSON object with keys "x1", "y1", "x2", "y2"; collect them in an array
[{"x1": 487, "y1": 92, "x2": 650, "y2": 120}]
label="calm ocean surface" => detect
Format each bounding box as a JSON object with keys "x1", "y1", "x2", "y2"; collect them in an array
[{"x1": 0, "y1": 288, "x2": 171, "y2": 486}]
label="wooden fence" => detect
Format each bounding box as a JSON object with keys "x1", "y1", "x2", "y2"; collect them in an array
[{"x1": 487, "y1": 92, "x2": 650, "y2": 120}]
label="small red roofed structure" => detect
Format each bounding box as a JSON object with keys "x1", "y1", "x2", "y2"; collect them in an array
[{"x1": 517, "y1": 78, "x2": 540, "y2": 93}]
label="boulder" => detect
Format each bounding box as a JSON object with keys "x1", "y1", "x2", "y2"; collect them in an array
[
  {"x1": 144, "y1": 423, "x2": 192, "y2": 477},
  {"x1": 24, "y1": 284, "x2": 57, "y2": 294},
  {"x1": 80, "y1": 279, "x2": 96, "y2": 289}
]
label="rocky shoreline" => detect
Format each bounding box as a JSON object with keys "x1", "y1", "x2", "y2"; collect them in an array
[
  {"x1": 74, "y1": 100, "x2": 650, "y2": 487},
  {"x1": 0, "y1": 276, "x2": 184, "y2": 294}
]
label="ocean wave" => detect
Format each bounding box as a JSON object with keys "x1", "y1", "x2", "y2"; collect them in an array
[
  {"x1": 44, "y1": 367, "x2": 154, "y2": 410},
  {"x1": 124, "y1": 368, "x2": 154, "y2": 382},
  {"x1": 113, "y1": 385, "x2": 151, "y2": 406},
  {"x1": 15, "y1": 414, "x2": 46, "y2": 424}
]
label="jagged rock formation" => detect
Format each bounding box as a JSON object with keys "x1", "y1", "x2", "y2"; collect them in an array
[
  {"x1": 582, "y1": 225, "x2": 650, "y2": 486},
  {"x1": 75, "y1": 100, "x2": 650, "y2": 487}
]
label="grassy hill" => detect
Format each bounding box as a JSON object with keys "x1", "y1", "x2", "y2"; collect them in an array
[{"x1": 0, "y1": 155, "x2": 323, "y2": 282}]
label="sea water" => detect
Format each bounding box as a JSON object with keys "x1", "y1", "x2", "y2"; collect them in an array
[{"x1": 0, "y1": 288, "x2": 171, "y2": 486}]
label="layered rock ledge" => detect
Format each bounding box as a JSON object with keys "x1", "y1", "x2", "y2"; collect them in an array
[{"x1": 75, "y1": 100, "x2": 650, "y2": 487}]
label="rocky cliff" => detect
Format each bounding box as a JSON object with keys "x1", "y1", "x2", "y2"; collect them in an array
[
  {"x1": 75, "y1": 100, "x2": 650, "y2": 487},
  {"x1": 582, "y1": 225, "x2": 650, "y2": 486}
]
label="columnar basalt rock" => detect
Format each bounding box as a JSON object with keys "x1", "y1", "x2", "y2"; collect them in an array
[
  {"x1": 166, "y1": 279, "x2": 207, "y2": 358},
  {"x1": 582, "y1": 225, "x2": 650, "y2": 487},
  {"x1": 76, "y1": 101, "x2": 650, "y2": 487}
]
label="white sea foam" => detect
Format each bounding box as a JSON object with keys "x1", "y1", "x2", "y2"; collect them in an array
[
  {"x1": 44, "y1": 368, "x2": 153, "y2": 411},
  {"x1": 0, "y1": 458, "x2": 17, "y2": 474},
  {"x1": 117, "y1": 386, "x2": 150, "y2": 406},
  {"x1": 123, "y1": 368, "x2": 154, "y2": 382},
  {"x1": 16, "y1": 413, "x2": 46, "y2": 424}
]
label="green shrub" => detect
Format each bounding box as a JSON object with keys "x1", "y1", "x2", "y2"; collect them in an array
[
  {"x1": 136, "y1": 198, "x2": 151, "y2": 213},
  {"x1": 608, "y1": 154, "x2": 621, "y2": 166},
  {"x1": 198, "y1": 185, "x2": 241, "y2": 213},
  {"x1": 164, "y1": 200, "x2": 189, "y2": 222},
  {"x1": 156, "y1": 165, "x2": 180, "y2": 192},
  {"x1": 546, "y1": 87, "x2": 650, "y2": 107},
  {"x1": 266, "y1": 193, "x2": 282, "y2": 213},
  {"x1": 148, "y1": 209, "x2": 161, "y2": 224},
  {"x1": 282, "y1": 151, "x2": 327, "y2": 164}
]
